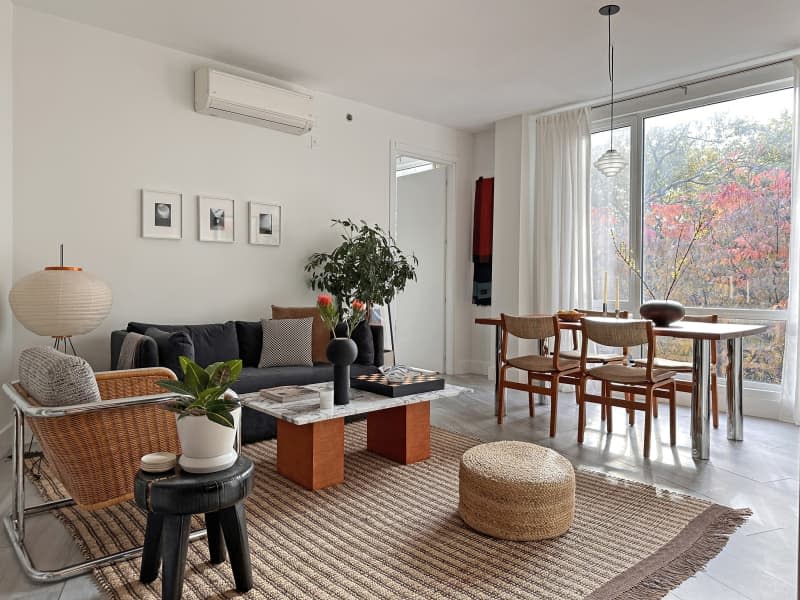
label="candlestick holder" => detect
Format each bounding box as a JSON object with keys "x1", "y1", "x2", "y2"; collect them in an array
[
  {"x1": 602, "y1": 302, "x2": 608, "y2": 317},
  {"x1": 615, "y1": 309, "x2": 620, "y2": 319}
]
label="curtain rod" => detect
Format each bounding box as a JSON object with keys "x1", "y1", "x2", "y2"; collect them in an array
[
  {"x1": 591, "y1": 58, "x2": 792, "y2": 110},
  {"x1": 527, "y1": 49, "x2": 799, "y2": 120}
]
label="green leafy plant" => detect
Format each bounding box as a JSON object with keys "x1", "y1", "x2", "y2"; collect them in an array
[
  {"x1": 304, "y1": 219, "x2": 419, "y2": 309},
  {"x1": 159, "y1": 356, "x2": 243, "y2": 428}
]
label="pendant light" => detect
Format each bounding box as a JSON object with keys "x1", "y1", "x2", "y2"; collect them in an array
[{"x1": 594, "y1": 4, "x2": 627, "y2": 177}]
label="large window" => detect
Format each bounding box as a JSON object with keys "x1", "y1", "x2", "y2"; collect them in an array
[{"x1": 591, "y1": 87, "x2": 793, "y2": 384}]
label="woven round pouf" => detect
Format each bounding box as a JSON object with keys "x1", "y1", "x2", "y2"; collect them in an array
[{"x1": 459, "y1": 441, "x2": 575, "y2": 541}]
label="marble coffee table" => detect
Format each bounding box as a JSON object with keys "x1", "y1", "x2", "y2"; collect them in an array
[{"x1": 242, "y1": 382, "x2": 467, "y2": 491}]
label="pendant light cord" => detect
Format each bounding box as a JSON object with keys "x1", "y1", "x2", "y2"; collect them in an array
[{"x1": 608, "y1": 10, "x2": 615, "y2": 151}]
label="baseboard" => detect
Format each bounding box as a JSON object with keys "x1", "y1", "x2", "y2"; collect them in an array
[
  {"x1": 660, "y1": 382, "x2": 780, "y2": 420},
  {"x1": 459, "y1": 360, "x2": 490, "y2": 376}
]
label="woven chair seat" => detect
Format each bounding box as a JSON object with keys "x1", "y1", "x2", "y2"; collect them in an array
[
  {"x1": 587, "y1": 364, "x2": 675, "y2": 384},
  {"x1": 559, "y1": 349, "x2": 625, "y2": 363},
  {"x1": 507, "y1": 355, "x2": 578, "y2": 373},
  {"x1": 458, "y1": 441, "x2": 575, "y2": 541},
  {"x1": 632, "y1": 357, "x2": 695, "y2": 372}
]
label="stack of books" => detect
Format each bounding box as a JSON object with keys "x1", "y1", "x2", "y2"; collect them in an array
[{"x1": 260, "y1": 386, "x2": 319, "y2": 403}]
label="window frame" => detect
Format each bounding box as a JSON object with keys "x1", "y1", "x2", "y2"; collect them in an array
[{"x1": 590, "y1": 79, "x2": 794, "y2": 388}]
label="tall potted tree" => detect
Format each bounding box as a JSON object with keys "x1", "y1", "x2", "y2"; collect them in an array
[{"x1": 304, "y1": 219, "x2": 418, "y2": 360}]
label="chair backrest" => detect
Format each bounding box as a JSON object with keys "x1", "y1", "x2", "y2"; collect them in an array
[
  {"x1": 581, "y1": 317, "x2": 656, "y2": 378},
  {"x1": 568, "y1": 309, "x2": 629, "y2": 349},
  {"x1": 502, "y1": 314, "x2": 556, "y2": 340},
  {"x1": 500, "y1": 313, "x2": 561, "y2": 369}
]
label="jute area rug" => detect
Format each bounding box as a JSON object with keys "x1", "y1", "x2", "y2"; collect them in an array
[{"x1": 32, "y1": 423, "x2": 749, "y2": 599}]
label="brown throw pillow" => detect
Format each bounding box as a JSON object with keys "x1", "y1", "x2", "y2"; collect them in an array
[{"x1": 271, "y1": 305, "x2": 329, "y2": 364}]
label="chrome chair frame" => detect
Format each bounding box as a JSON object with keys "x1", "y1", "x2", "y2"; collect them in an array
[{"x1": 2, "y1": 383, "x2": 219, "y2": 583}]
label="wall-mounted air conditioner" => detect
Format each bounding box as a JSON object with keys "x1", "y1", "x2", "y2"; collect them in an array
[{"x1": 194, "y1": 68, "x2": 314, "y2": 135}]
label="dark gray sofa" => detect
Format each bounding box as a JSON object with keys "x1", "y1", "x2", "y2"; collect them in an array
[{"x1": 110, "y1": 320, "x2": 383, "y2": 443}]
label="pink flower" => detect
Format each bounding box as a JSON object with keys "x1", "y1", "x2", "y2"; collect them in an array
[{"x1": 317, "y1": 293, "x2": 333, "y2": 307}]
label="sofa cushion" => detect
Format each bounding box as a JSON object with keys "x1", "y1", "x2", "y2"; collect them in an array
[
  {"x1": 186, "y1": 321, "x2": 239, "y2": 367},
  {"x1": 334, "y1": 320, "x2": 374, "y2": 366},
  {"x1": 145, "y1": 328, "x2": 195, "y2": 377},
  {"x1": 271, "y1": 305, "x2": 329, "y2": 364},
  {"x1": 18, "y1": 347, "x2": 101, "y2": 406},
  {"x1": 128, "y1": 321, "x2": 238, "y2": 367},
  {"x1": 235, "y1": 321, "x2": 263, "y2": 368},
  {"x1": 111, "y1": 330, "x2": 159, "y2": 370},
  {"x1": 259, "y1": 318, "x2": 314, "y2": 367}
]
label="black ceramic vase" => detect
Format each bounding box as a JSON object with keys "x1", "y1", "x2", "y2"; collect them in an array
[
  {"x1": 639, "y1": 300, "x2": 685, "y2": 327},
  {"x1": 326, "y1": 337, "x2": 358, "y2": 405}
]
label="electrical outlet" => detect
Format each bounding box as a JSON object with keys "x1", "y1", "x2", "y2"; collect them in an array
[{"x1": 309, "y1": 135, "x2": 319, "y2": 149}]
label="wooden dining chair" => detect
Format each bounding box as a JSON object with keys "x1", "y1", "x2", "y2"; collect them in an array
[
  {"x1": 498, "y1": 314, "x2": 580, "y2": 437},
  {"x1": 632, "y1": 314, "x2": 720, "y2": 428},
  {"x1": 577, "y1": 317, "x2": 677, "y2": 458}
]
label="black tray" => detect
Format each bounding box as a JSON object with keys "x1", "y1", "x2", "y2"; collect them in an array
[{"x1": 351, "y1": 373, "x2": 445, "y2": 398}]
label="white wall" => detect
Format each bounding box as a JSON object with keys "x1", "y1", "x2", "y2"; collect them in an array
[
  {"x1": 0, "y1": 0, "x2": 13, "y2": 444},
  {"x1": 468, "y1": 128, "x2": 494, "y2": 375},
  {"x1": 12, "y1": 7, "x2": 474, "y2": 372}
]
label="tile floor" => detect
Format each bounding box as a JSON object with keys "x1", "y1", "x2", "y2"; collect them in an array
[{"x1": 0, "y1": 373, "x2": 797, "y2": 599}]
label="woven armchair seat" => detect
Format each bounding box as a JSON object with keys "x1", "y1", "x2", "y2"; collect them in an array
[
  {"x1": 459, "y1": 441, "x2": 575, "y2": 541},
  {"x1": 588, "y1": 363, "x2": 675, "y2": 384},
  {"x1": 507, "y1": 355, "x2": 578, "y2": 373},
  {"x1": 559, "y1": 349, "x2": 625, "y2": 363},
  {"x1": 632, "y1": 357, "x2": 693, "y2": 372}
]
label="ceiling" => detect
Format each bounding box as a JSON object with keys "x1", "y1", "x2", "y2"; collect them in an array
[{"x1": 15, "y1": 0, "x2": 800, "y2": 131}]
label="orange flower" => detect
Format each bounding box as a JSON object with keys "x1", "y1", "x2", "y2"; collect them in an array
[
  {"x1": 317, "y1": 293, "x2": 333, "y2": 307},
  {"x1": 351, "y1": 299, "x2": 366, "y2": 312}
]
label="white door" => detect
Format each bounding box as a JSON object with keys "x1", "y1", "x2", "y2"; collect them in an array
[{"x1": 394, "y1": 165, "x2": 447, "y2": 372}]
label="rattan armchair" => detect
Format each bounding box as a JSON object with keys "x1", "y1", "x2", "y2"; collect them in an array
[
  {"x1": 3, "y1": 367, "x2": 207, "y2": 583},
  {"x1": 577, "y1": 318, "x2": 677, "y2": 459}
]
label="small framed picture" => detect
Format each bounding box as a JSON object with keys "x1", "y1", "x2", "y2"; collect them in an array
[
  {"x1": 198, "y1": 195, "x2": 235, "y2": 243},
  {"x1": 142, "y1": 189, "x2": 182, "y2": 239},
  {"x1": 249, "y1": 202, "x2": 281, "y2": 246}
]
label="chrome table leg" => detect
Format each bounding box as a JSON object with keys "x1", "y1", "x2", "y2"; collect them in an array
[
  {"x1": 691, "y1": 339, "x2": 712, "y2": 460},
  {"x1": 726, "y1": 338, "x2": 744, "y2": 441}
]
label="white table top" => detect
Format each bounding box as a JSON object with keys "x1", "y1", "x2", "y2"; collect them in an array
[{"x1": 241, "y1": 382, "x2": 469, "y2": 426}]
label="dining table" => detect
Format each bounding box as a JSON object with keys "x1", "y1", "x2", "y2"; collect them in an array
[{"x1": 475, "y1": 314, "x2": 768, "y2": 460}]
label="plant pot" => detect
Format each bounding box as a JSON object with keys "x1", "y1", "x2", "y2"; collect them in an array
[
  {"x1": 176, "y1": 407, "x2": 240, "y2": 474},
  {"x1": 327, "y1": 337, "x2": 358, "y2": 405},
  {"x1": 639, "y1": 300, "x2": 685, "y2": 327}
]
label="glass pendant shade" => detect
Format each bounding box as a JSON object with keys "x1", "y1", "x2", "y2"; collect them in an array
[
  {"x1": 9, "y1": 267, "x2": 112, "y2": 337},
  {"x1": 594, "y1": 147, "x2": 627, "y2": 177}
]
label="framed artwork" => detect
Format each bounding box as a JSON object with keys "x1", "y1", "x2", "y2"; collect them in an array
[
  {"x1": 249, "y1": 202, "x2": 281, "y2": 246},
  {"x1": 198, "y1": 195, "x2": 235, "y2": 243},
  {"x1": 141, "y1": 189, "x2": 182, "y2": 239}
]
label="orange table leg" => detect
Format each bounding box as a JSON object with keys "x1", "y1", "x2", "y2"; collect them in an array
[
  {"x1": 367, "y1": 402, "x2": 430, "y2": 465},
  {"x1": 276, "y1": 418, "x2": 344, "y2": 490}
]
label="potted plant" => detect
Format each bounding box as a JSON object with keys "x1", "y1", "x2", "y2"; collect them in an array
[
  {"x1": 317, "y1": 293, "x2": 366, "y2": 405},
  {"x1": 159, "y1": 356, "x2": 243, "y2": 473},
  {"x1": 304, "y1": 219, "x2": 418, "y2": 359}
]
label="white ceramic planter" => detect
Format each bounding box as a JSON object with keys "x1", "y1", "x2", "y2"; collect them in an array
[{"x1": 176, "y1": 406, "x2": 241, "y2": 473}]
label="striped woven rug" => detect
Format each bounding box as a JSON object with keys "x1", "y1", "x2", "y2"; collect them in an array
[{"x1": 32, "y1": 422, "x2": 749, "y2": 599}]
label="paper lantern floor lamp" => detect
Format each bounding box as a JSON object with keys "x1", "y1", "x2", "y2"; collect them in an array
[{"x1": 9, "y1": 245, "x2": 113, "y2": 354}]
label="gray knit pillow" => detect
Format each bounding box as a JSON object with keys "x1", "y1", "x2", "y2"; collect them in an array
[
  {"x1": 18, "y1": 347, "x2": 101, "y2": 406},
  {"x1": 258, "y1": 317, "x2": 314, "y2": 367}
]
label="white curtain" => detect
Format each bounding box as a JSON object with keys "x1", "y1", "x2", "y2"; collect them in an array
[
  {"x1": 780, "y1": 57, "x2": 800, "y2": 425},
  {"x1": 531, "y1": 107, "x2": 593, "y2": 314}
]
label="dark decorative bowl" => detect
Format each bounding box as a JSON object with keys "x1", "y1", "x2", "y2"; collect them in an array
[{"x1": 639, "y1": 300, "x2": 685, "y2": 327}]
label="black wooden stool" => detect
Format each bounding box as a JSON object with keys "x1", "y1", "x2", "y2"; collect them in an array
[{"x1": 134, "y1": 456, "x2": 254, "y2": 600}]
